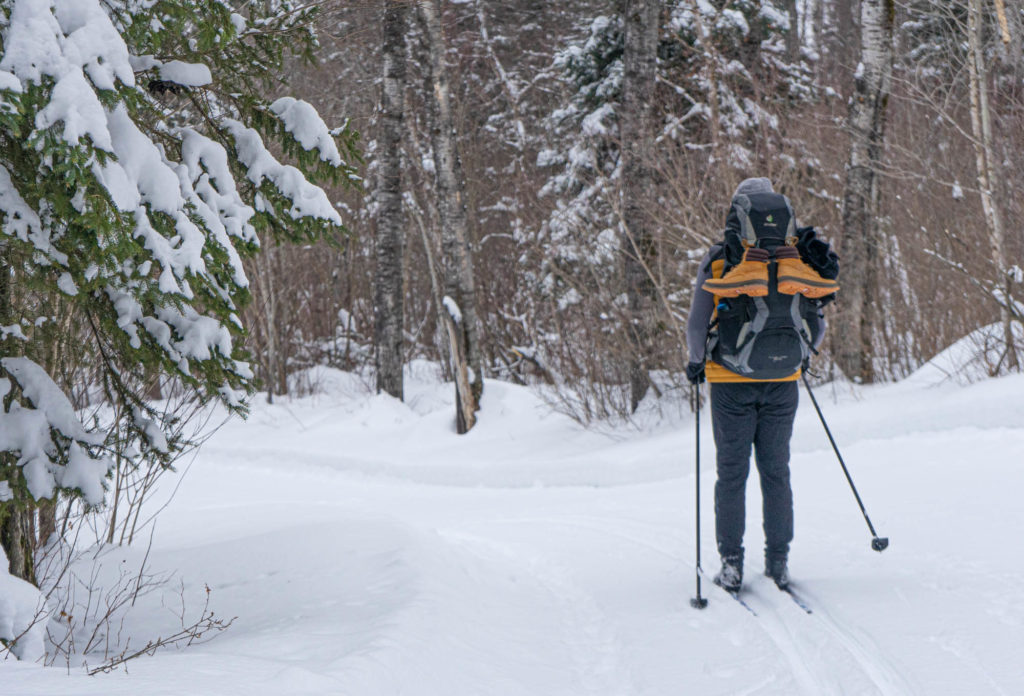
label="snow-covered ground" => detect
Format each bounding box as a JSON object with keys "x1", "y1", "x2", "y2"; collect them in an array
[{"x1": 4, "y1": 358, "x2": 1024, "y2": 695}]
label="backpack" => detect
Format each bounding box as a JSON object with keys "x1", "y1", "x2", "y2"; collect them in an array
[{"x1": 706, "y1": 192, "x2": 839, "y2": 380}]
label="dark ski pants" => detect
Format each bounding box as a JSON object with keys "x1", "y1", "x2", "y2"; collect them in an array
[{"x1": 710, "y1": 380, "x2": 798, "y2": 564}]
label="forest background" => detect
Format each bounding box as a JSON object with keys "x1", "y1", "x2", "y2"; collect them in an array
[
  {"x1": 1, "y1": 0, "x2": 1022, "y2": 668},
  {"x1": 255, "y1": 0, "x2": 1022, "y2": 420}
]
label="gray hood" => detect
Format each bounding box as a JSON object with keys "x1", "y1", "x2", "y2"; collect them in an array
[{"x1": 733, "y1": 177, "x2": 774, "y2": 197}]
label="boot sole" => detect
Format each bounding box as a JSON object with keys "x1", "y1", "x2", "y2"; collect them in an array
[
  {"x1": 777, "y1": 276, "x2": 839, "y2": 298},
  {"x1": 702, "y1": 279, "x2": 769, "y2": 297}
]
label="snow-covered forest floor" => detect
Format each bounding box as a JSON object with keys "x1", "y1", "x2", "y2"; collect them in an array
[{"x1": 5, "y1": 353, "x2": 1024, "y2": 695}]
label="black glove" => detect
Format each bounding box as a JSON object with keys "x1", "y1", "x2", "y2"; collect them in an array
[{"x1": 686, "y1": 361, "x2": 706, "y2": 385}]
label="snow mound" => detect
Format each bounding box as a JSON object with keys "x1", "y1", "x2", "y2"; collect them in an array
[
  {"x1": 905, "y1": 322, "x2": 1024, "y2": 386},
  {"x1": 0, "y1": 547, "x2": 45, "y2": 662}
]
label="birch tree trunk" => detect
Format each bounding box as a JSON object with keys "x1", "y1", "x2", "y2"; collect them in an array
[
  {"x1": 620, "y1": 0, "x2": 660, "y2": 412},
  {"x1": 836, "y1": 0, "x2": 893, "y2": 383},
  {"x1": 967, "y1": 0, "x2": 1019, "y2": 371},
  {"x1": 418, "y1": 0, "x2": 483, "y2": 430},
  {"x1": 374, "y1": 0, "x2": 408, "y2": 400},
  {"x1": 691, "y1": 1, "x2": 721, "y2": 148}
]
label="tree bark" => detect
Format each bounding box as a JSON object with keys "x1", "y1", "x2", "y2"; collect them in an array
[
  {"x1": 830, "y1": 0, "x2": 860, "y2": 72},
  {"x1": 620, "y1": 0, "x2": 660, "y2": 412},
  {"x1": 418, "y1": 0, "x2": 484, "y2": 428},
  {"x1": 0, "y1": 249, "x2": 36, "y2": 585},
  {"x1": 374, "y1": 0, "x2": 408, "y2": 400},
  {"x1": 784, "y1": 0, "x2": 801, "y2": 63},
  {"x1": 836, "y1": 0, "x2": 894, "y2": 383},
  {"x1": 257, "y1": 245, "x2": 279, "y2": 403},
  {"x1": 967, "y1": 0, "x2": 1018, "y2": 371},
  {"x1": 0, "y1": 498, "x2": 35, "y2": 585}
]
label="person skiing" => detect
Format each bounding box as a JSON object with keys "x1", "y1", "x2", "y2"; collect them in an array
[{"x1": 685, "y1": 177, "x2": 838, "y2": 593}]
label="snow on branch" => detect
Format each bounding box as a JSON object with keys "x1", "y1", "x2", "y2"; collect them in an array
[
  {"x1": 442, "y1": 295, "x2": 463, "y2": 324},
  {"x1": 224, "y1": 119, "x2": 343, "y2": 224},
  {"x1": 270, "y1": 97, "x2": 344, "y2": 166},
  {"x1": 0, "y1": 358, "x2": 110, "y2": 505}
]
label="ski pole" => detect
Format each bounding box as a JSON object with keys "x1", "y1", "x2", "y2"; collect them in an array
[
  {"x1": 690, "y1": 382, "x2": 708, "y2": 609},
  {"x1": 801, "y1": 372, "x2": 889, "y2": 552}
]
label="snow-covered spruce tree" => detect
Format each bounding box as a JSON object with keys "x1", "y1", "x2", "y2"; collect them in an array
[{"x1": 0, "y1": 0, "x2": 357, "y2": 612}]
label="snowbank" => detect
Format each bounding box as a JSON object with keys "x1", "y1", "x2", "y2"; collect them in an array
[
  {"x1": 0, "y1": 548, "x2": 45, "y2": 662},
  {"x1": 905, "y1": 322, "x2": 1024, "y2": 386}
]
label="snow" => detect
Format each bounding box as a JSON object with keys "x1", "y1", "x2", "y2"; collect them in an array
[
  {"x1": 36, "y1": 67, "x2": 112, "y2": 150},
  {"x1": 224, "y1": 119, "x2": 342, "y2": 224},
  {"x1": 0, "y1": 69, "x2": 20, "y2": 92},
  {"x1": 229, "y1": 13, "x2": 247, "y2": 34},
  {"x1": 759, "y1": 4, "x2": 791, "y2": 30},
  {"x1": 157, "y1": 60, "x2": 212, "y2": 87},
  {"x1": 4, "y1": 357, "x2": 1024, "y2": 693},
  {"x1": 442, "y1": 295, "x2": 462, "y2": 323},
  {"x1": 270, "y1": 97, "x2": 344, "y2": 166},
  {"x1": 721, "y1": 9, "x2": 750, "y2": 36},
  {"x1": 2, "y1": 0, "x2": 134, "y2": 151},
  {"x1": 0, "y1": 547, "x2": 45, "y2": 662},
  {"x1": 0, "y1": 358, "x2": 109, "y2": 503}
]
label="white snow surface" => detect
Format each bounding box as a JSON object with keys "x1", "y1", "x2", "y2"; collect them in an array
[{"x1": 4, "y1": 359, "x2": 1024, "y2": 694}]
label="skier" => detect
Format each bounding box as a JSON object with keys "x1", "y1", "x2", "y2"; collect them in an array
[{"x1": 685, "y1": 177, "x2": 838, "y2": 593}]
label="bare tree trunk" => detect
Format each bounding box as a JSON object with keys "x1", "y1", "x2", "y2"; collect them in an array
[
  {"x1": 411, "y1": 198, "x2": 476, "y2": 432},
  {"x1": 0, "y1": 249, "x2": 36, "y2": 584},
  {"x1": 621, "y1": 0, "x2": 660, "y2": 412},
  {"x1": 0, "y1": 497, "x2": 35, "y2": 584},
  {"x1": 967, "y1": 0, "x2": 1019, "y2": 371},
  {"x1": 837, "y1": 0, "x2": 893, "y2": 383},
  {"x1": 994, "y1": 0, "x2": 1011, "y2": 46},
  {"x1": 1006, "y1": 0, "x2": 1023, "y2": 79},
  {"x1": 257, "y1": 246, "x2": 279, "y2": 404},
  {"x1": 690, "y1": 1, "x2": 721, "y2": 148},
  {"x1": 418, "y1": 0, "x2": 484, "y2": 429},
  {"x1": 35, "y1": 499, "x2": 56, "y2": 549},
  {"x1": 826, "y1": 0, "x2": 860, "y2": 73},
  {"x1": 785, "y1": 0, "x2": 801, "y2": 62},
  {"x1": 374, "y1": 0, "x2": 408, "y2": 400}
]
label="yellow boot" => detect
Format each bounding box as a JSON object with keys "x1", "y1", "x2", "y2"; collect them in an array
[
  {"x1": 703, "y1": 247, "x2": 770, "y2": 297},
  {"x1": 775, "y1": 245, "x2": 839, "y2": 298}
]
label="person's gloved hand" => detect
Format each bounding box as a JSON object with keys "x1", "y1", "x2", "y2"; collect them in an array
[
  {"x1": 801, "y1": 357, "x2": 811, "y2": 373},
  {"x1": 686, "y1": 361, "x2": 705, "y2": 385}
]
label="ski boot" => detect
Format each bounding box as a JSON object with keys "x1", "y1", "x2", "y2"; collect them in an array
[
  {"x1": 764, "y1": 556, "x2": 790, "y2": 590},
  {"x1": 713, "y1": 555, "x2": 743, "y2": 593}
]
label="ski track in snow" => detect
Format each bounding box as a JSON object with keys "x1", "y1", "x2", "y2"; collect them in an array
[
  {"x1": 439, "y1": 531, "x2": 638, "y2": 696},
  {"x1": 743, "y1": 580, "x2": 919, "y2": 696},
  {"x1": 523, "y1": 513, "x2": 916, "y2": 696}
]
